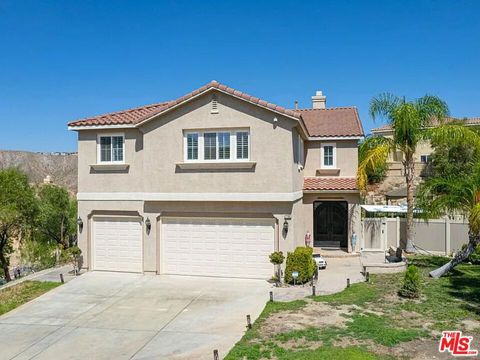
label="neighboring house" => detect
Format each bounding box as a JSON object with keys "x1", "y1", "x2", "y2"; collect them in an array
[
  {"x1": 369, "y1": 118, "x2": 480, "y2": 205},
  {"x1": 68, "y1": 81, "x2": 364, "y2": 279}
]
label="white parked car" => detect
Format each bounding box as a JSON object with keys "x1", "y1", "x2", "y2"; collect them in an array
[{"x1": 313, "y1": 254, "x2": 327, "y2": 270}]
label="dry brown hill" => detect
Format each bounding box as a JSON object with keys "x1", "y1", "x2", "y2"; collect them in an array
[{"x1": 0, "y1": 150, "x2": 78, "y2": 193}]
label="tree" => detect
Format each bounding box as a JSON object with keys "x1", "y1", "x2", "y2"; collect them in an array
[
  {"x1": 358, "y1": 136, "x2": 388, "y2": 184},
  {"x1": 417, "y1": 124, "x2": 480, "y2": 277},
  {"x1": 0, "y1": 169, "x2": 37, "y2": 282},
  {"x1": 357, "y1": 93, "x2": 449, "y2": 252},
  {"x1": 36, "y1": 184, "x2": 77, "y2": 249},
  {"x1": 269, "y1": 251, "x2": 285, "y2": 284},
  {"x1": 425, "y1": 124, "x2": 477, "y2": 179}
]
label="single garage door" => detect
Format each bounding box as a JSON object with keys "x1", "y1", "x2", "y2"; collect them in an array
[
  {"x1": 162, "y1": 217, "x2": 274, "y2": 279},
  {"x1": 93, "y1": 217, "x2": 143, "y2": 273}
]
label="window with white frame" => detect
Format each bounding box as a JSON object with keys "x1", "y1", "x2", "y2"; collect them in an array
[
  {"x1": 186, "y1": 133, "x2": 198, "y2": 160},
  {"x1": 297, "y1": 134, "x2": 304, "y2": 167},
  {"x1": 98, "y1": 135, "x2": 124, "y2": 163},
  {"x1": 236, "y1": 131, "x2": 249, "y2": 160},
  {"x1": 321, "y1": 143, "x2": 336, "y2": 168},
  {"x1": 184, "y1": 130, "x2": 250, "y2": 162},
  {"x1": 420, "y1": 154, "x2": 430, "y2": 164}
]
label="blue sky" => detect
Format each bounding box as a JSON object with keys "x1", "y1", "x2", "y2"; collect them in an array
[{"x1": 0, "y1": 0, "x2": 479, "y2": 152}]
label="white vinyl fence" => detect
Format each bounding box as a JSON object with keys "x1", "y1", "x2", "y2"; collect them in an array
[{"x1": 362, "y1": 217, "x2": 469, "y2": 255}]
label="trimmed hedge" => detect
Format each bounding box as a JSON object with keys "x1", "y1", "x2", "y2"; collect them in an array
[{"x1": 284, "y1": 247, "x2": 316, "y2": 284}]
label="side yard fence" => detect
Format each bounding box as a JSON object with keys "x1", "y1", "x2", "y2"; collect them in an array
[{"x1": 362, "y1": 217, "x2": 468, "y2": 255}]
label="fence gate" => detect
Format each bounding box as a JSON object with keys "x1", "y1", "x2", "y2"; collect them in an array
[{"x1": 362, "y1": 218, "x2": 386, "y2": 249}]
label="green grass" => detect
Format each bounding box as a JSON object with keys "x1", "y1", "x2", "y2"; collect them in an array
[
  {"x1": 312, "y1": 282, "x2": 379, "y2": 306},
  {"x1": 346, "y1": 313, "x2": 426, "y2": 346},
  {"x1": 275, "y1": 313, "x2": 425, "y2": 347},
  {"x1": 276, "y1": 346, "x2": 382, "y2": 360},
  {"x1": 226, "y1": 256, "x2": 480, "y2": 360},
  {"x1": 0, "y1": 281, "x2": 60, "y2": 316}
]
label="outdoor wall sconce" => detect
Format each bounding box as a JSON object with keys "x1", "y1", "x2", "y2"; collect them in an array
[
  {"x1": 283, "y1": 218, "x2": 289, "y2": 236},
  {"x1": 77, "y1": 217, "x2": 83, "y2": 233},
  {"x1": 145, "y1": 218, "x2": 151, "y2": 235}
]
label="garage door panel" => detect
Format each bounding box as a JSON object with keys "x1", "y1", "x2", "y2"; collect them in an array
[
  {"x1": 93, "y1": 218, "x2": 142, "y2": 273},
  {"x1": 162, "y1": 218, "x2": 274, "y2": 279}
]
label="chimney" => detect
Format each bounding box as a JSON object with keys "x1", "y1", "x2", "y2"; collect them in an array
[
  {"x1": 294, "y1": 100, "x2": 298, "y2": 110},
  {"x1": 312, "y1": 90, "x2": 326, "y2": 109}
]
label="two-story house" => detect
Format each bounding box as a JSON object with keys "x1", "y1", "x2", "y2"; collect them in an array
[
  {"x1": 370, "y1": 117, "x2": 480, "y2": 204},
  {"x1": 68, "y1": 81, "x2": 364, "y2": 279}
]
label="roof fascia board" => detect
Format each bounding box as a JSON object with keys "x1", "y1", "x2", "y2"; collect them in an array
[
  {"x1": 307, "y1": 136, "x2": 363, "y2": 141},
  {"x1": 134, "y1": 87, "x2": 303, "y2": 129},
  {"x1": 68, "y1": 124, "x2": 136, "y2": 131}
]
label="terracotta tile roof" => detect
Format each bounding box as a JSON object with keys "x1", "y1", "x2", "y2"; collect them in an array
[
  {"x1": 294, "y1": 107, "x2": 364, "y2": 137},
  {"x1": 68, "y1": 102, "x2": 171, "y2": 127},
  {"x1": 68, "y1": 80, "x2": 301, "y2": 128},
  {"x1": 68, "y1": 81, "x2": 365, "y2": 138},
  {"x1": 303, "y1": 177, "x2": 358, "y2": 191},
  {"x1": 371, "y1": 117, "x2": 480, "y2": 133}
]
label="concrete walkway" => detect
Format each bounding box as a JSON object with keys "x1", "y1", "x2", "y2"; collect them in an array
[
  {"x1": 272, "y1": 257, "x2": 365, "y2": 302},
  {"x1": 0, "y1": 272, "x2": 270, "y2": 360},
  {"x1": 1, "y1": 265, "x2": 77, "y2": 290}
]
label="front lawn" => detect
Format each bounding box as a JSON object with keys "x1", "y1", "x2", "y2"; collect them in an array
[
  {"x1": 226, "y1": 256, "x2": 480, "y2": 360},
  {"x1": 0, "y1": 281, "x2": 61, "y2": 316}
]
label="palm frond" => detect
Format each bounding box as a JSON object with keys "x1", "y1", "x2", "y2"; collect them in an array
[
  {"x1": 369, "y1": 93, "x2": 402, "y2": 121},
  {"x1": 427, "y1": 124, "x2": 480, "y2": 156},
  {"x1": 414, "y1": 95, "x2": 450, "y2": 127},
  {"x1": 416, "y1": 176, "x2": 476, "y2": 218},
  {"x1": 469, "y1": 203, "x2": 480, "y2": 234},
  {"x1": 357, "y1": 141, "x2": 393, "y2": 191}
]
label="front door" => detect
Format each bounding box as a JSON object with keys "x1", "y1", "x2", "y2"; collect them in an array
[{"x1": 313, "y1": 201, "x2": 348, "y2": 248}]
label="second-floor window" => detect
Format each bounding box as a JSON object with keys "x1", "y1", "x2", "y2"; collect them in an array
[
  {"x1": 420, "y1": 154, "x2": 430, "y2": 163},
  {"x1": 98, "y1": 135, "x2": 124, "y2": 163},
  {"x1": 321, "y1": 143, "x2": 336, "y2": 168},
  {"x1": 184, "y1": 130, "x2": 249, "y2": 162}
]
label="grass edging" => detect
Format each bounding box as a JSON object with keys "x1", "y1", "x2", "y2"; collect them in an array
[{"x1": 0, "y1": 280, "x2": 61, "y2": 316}]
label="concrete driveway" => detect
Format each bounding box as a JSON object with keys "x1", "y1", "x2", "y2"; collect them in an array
[{"x1": 0, "y1": 272, "x2": 271, "y2": 360}]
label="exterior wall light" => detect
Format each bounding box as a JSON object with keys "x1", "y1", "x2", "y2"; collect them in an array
[
  {"x1": 145, "y1": 218, "x2": 151, "y2": 234},
  {"x1": 77, "y1": 217, "x2": 83, "y2": 233},
  {"x1": 283, "y1": 218, "x2": 289, "y2": 235}
]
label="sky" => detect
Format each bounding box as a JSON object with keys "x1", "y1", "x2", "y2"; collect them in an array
[{"x1": 0, "y1": 0, "x2": 479, "y2": 152}]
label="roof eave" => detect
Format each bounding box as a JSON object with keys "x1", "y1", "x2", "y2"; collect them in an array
[{"x1": 134, "y1": 86, "x2": 304, "y2": 129}]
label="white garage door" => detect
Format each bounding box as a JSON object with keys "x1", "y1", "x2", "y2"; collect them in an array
[
  {"x1": 162, "y1": 217, "x2": 274, "y2": 279},
  {"x1": 93, "y1": 217, "x2": 143, "y2": 273}
]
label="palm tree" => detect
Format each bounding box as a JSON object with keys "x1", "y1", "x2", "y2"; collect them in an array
[
  {"x1": 417, "y1": 124, "x2": 480, "y2": 277},
  {"x1": 358, "y1": 93, "x2": 449, "y2": 253}
]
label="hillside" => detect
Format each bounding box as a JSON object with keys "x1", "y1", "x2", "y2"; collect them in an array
[{"x1": 0, "y1": 150, "x2": 78, "y2": 193}]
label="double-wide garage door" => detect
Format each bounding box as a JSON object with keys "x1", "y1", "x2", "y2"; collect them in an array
[
  {"x1": 93, "y1": 217, "x2": 143, "y2": 273},
  {"x1": 92, "y1": 216, "x2": 275, "y2": 278},
  {"x1": 162, "y1": 218, "x2": 275, "y2": 279}
]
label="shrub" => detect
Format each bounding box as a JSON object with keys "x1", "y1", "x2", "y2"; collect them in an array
[
  {"x1": 470, "y1": 244, "x2": 480, "y2": 264},
  {"x1": 269, "y1": 251, "x2": 285, "y2": 265},
  {"x1": 462, "y1": 243, "x2": 480, "y2": 264},
  {"x1": 61, "y1": 246, "x2": 82, "y2": 275},
  {"x1": 399, "y1": 265, "x2": 421, "y2": 299},
  {"x1": 284, "y1": 247, "x2": 316, "y2": 284},
  {"x1": 20, "y1": 239, "x2": 57, "y2": 271}
]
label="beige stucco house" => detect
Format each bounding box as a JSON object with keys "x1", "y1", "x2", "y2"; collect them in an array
[
  {"x1": 68, "y1": 81, "x2": 364, "y2": 279},
  {"x1": 369, "y1": 118, "x2": 480, "y2": 205}
]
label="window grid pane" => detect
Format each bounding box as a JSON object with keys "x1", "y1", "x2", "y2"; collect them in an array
[
  {"x1": 187, "y1": 133, "x2": 198, "y2": 160},
  {"x1": 204, "y1": 133, "x2": 217, "y2": 160},
  {"x1": 112, "y1": 136, "x2": 124, "y2": 162},
  {"x1": 100, "y1": 137, "x2": 112, "y2": 162},
  {"x1": 236, "y1": 132, "x2": 249, "y2": 159},
  {"x1": 218, "y1": 132, "x2": 230, "y2": 160},
  {"x1": 324, "y1": 146, "x2": 333, "y2": 166}
]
